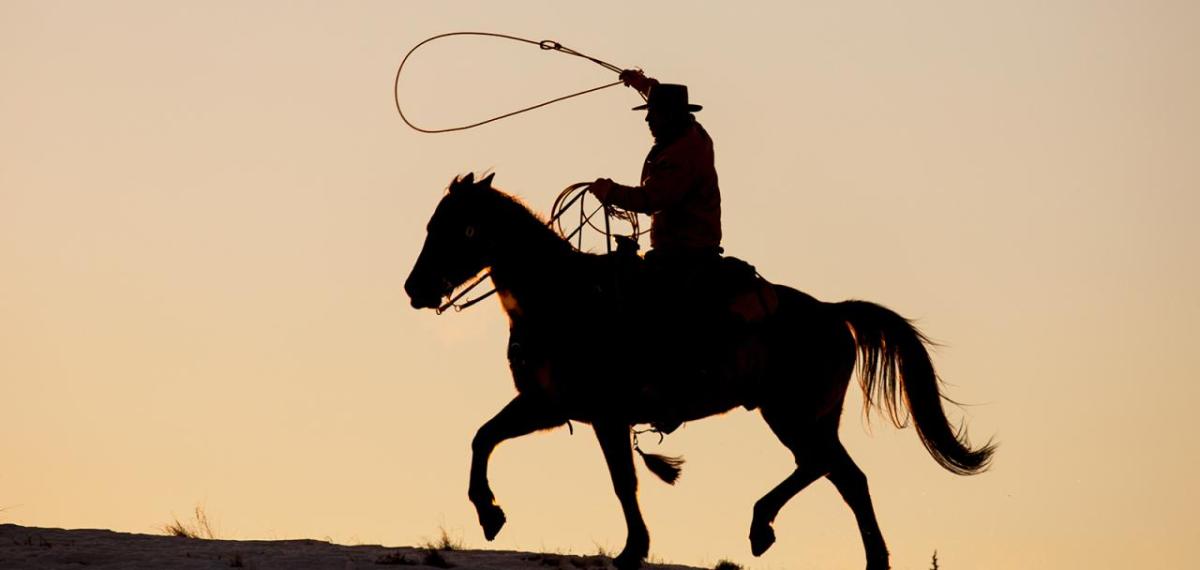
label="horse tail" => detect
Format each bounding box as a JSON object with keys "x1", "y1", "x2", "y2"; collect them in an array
[{"x1": 836, "y1": 300, "x2": 995, "y2": 475}]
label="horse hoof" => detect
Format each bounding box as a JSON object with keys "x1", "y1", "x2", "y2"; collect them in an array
[
  {"x1": 477, "y1": 504, "x2": 506, "y2": 541},
  {"x1": 749, "y1": 523, "x2": 776, "y2": 557},
  {"x1": 612, "y1": 551, "x2": 643, "y2": 570}
]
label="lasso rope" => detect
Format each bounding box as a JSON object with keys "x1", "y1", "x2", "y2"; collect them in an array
[
  {"x1": 397, "y1": 33, "x2": 647, "y2": 312},
  {"x1": 394, "y1": 32, "x2": 641, "y2": 134},
  {"x1": 401, "y1": 33, "x2": 678, "y2": 453}
]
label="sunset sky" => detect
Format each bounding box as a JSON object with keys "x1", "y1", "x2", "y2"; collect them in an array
[{"x1": 3, "y1": 2, "x2": 1198, "y2": 568}]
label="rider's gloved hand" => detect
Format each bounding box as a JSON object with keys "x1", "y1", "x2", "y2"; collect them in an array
[
  {"x1": 589, "y1": 178, "x2": 615, "y2": 203},
  {"x1": 619, "y1": 69, "x2": 655, "y2": 94}
]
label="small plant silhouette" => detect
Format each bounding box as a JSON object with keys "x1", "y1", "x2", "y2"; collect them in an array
[
  {"x1": 414, "y1": 525, "x2": 461, "y2": 568},
  {"x1": 163, "y1": 505, "x2": 217, "y2": 539},
  {"x1": 713, "y1": 560, "x2": 742, "y2": 570},
  {"x1": 930, "y1": 549, "x2": 940, "y2": 570},
  {"x1": 419, "y1": 525, "x2": 462, "y2": 551}
]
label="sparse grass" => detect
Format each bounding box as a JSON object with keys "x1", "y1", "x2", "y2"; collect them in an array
[
  {"x1": 415, "y1": 525, "x2": 461, "y2": 568},
  {"x1": 163, "y1": 505, "x2": 217, "y2": 539},
  {"x1": 592, "y1": 542, "x2": 614, "y2": 558},
  {"x1": 162, "y1": 520, "x2": 197, "y2": 539},
  {"x1": 419, "y1": 525, "x2": 463, "y2": 551},
  {"x1": 713, "y1": 560, "x2": 742, "y2": 570}
]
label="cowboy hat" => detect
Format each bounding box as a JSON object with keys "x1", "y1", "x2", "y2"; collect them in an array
[{"x1": 632, "y1": 83, "x2": 702, "y2": 112}]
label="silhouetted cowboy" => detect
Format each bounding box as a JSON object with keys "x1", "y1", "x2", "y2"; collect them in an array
[
  {"x1": 589, "y1": 72, "x2": 731, "y2": 432},
  {"x1": 589, "y1": 71, "x2": 722, "y2": 272}
]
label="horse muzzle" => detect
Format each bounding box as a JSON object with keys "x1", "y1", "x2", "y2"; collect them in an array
[
  {"x1": 408, "y1": 293, "x2": 442, "y2": 310},
  {"x1": 405, "y1": 273, "x2": 453, "y2": 310}
]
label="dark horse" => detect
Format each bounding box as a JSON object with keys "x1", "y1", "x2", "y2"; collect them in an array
[{"x1": 404, "y1": 173, "x2": 994, "y2": 570}]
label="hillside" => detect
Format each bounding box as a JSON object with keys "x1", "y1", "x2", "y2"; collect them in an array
[{"x1": 0, "y1": 524, "x2": 708, "y2": 570}]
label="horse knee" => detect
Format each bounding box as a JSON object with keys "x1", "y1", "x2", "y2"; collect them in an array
[{"x1": 471, "y1": 428, "x2": 496, "y2": 456}]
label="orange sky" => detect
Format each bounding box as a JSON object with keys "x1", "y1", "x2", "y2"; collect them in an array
[{"x1": 2, "y1": 2, "x2": 1198, "y2": 568}]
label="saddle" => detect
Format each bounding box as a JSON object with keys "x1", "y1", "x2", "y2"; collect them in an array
[
  {"x1": 715, "y1": 256, "x2": 779, "y2": 324},
  {"x1": 606, "y1": 238, "x2": 779, "y2": 326},
  {"x1": 600, "y1": 242, "x2": 779, "y2": 431}
]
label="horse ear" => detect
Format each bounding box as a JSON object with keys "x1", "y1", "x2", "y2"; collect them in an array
[
  {"x1": 449, "y1": 172, "x2": 475, "y2": 193},
  {"x1": 480, "y1": 172, "x2": 495, "y2": 187}
]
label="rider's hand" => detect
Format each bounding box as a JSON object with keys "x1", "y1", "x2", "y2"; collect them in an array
[
  {"x1": 619, "y1": 69, "x2": 654, "y2": 93},
  {"x1": 589, "y1": 178, "x2": 615, "y2": 203}
]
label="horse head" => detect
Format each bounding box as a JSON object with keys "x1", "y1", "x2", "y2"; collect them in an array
[{"x1": 405, "y1": 172, "x2": 498, "y2": 309}]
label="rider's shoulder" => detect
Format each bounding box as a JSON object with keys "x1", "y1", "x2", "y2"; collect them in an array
[{"x1": 664, "y1": 124, "x2": 714, "y2": 158}]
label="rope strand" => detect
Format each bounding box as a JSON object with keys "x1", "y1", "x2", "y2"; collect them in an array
[{"x1": 394, "y1": 32, "x2": 638, "y2": 134}]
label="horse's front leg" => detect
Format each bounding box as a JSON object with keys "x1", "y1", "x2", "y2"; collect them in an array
[
  {"x1": 469, "y1": 395, "x2": 565, "y2": 541},
  {"x1": 594, "y1": 422, "x2": 650, "y2": 570}
]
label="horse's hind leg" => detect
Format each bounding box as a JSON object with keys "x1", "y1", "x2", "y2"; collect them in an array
[
  {"x1": 827, "y1": 443, "x2": 889, "y2": 570},
  {"x1": 749, "y1": 459, "x2": 825, "y2": 556},
  {"x1": 594, "y1": 421, "x2": 649, "y2": 570},
  {"x1": 749, "y1": 410, "x2": 835, "y2": 557},
  {"x1": 751, "y1": 407, "x2": 891, "y2": 569}
]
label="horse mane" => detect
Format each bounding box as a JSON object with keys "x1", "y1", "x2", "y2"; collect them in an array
[{"x1": 452, "y1": 174, "x2": 575, "y2": 256}]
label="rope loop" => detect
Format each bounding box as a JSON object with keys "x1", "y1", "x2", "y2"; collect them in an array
[{"x1": 395, "y1": 31, "x2": 634, "y2": 134}]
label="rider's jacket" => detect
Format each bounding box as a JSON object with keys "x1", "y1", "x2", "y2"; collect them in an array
[{"x1": 604, "y1": 123, "x2": 722, "y2": 254}]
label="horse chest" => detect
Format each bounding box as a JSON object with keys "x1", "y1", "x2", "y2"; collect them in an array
[{"x1": 506, "y1": 321, "x2": 557, "y2": 398}]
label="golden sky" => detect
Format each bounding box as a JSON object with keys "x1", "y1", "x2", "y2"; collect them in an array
[{"x1": 2, "y1": 2, "x2": 1198, "y2": 568}]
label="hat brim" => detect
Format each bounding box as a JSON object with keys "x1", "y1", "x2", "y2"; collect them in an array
[{"x1": 632, "y1": 103, "x2": 703, "y2": 112}]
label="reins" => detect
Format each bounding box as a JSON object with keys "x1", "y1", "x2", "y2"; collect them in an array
[{"x1": 394, "y1": 32, "x2": 643, "y2": 134}]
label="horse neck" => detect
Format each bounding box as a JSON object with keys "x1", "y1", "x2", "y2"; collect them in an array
[{"x1": 488, "y1": 214, "x2": 578, "y2": 314}]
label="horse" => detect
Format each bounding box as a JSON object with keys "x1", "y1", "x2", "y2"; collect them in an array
[{"x1": 404, "y1": 173, "x2": 995, "y2": 570}]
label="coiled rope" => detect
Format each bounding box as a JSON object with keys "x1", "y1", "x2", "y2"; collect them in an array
[{"x1": 394, "y1": 32, "x2": 641, "y2": 134}]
